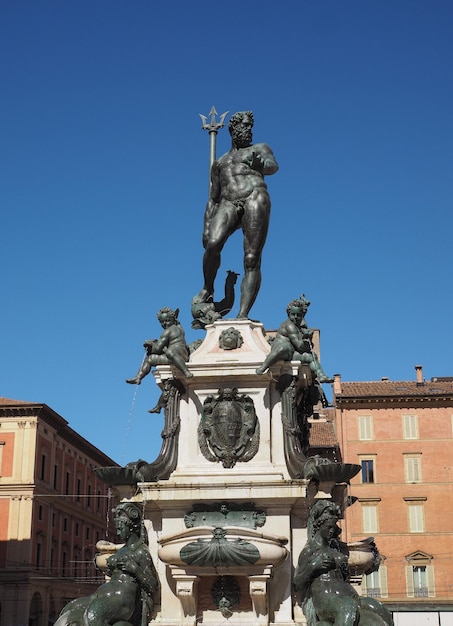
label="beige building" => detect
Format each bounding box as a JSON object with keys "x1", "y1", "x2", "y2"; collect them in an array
[
  {"x1": 0, "y1": 397, "x2": 118, "y2": 626},
  {"x1": 333, "y1": 367, "x2": 453, "y2": 625}
]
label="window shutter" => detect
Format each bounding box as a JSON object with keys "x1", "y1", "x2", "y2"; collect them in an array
[
  {"x1": 362, "y1": 505, "x2": 378, "y2": 533},
  {"x1": 427, "y1": 565, "x2": 435, "y2": 597},
  {"x1": 409, "y1": 505, "x2": 424, "y2": 532},
  {"x1": 403, "y1": 414, "x2": 418, "y2": 439},
  {"x1": 405, "y1": 457, "x2": 421, "y2": 483},
  {"x1": 380, "y1": 565, "x2": 388, "y2": 598},
  {"x1": 406, "y1": 566, "x2": 415, "y2": 597},
  {"x1": 361, "y1": 574, "x2": 367, "y2": 595},
  {"x1": 359, "y1": 416, "x2": 372, "y2": 440}
]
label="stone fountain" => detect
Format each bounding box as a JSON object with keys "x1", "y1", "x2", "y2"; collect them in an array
[{"x1": 77, "y1": 109, "x2": 390, "y2": 626}]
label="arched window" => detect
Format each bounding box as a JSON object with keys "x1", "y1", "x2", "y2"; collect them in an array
[{"x1": 29, "y1": 591, "x2": 44, "y2": 626}]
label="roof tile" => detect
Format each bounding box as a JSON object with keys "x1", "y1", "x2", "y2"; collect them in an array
[{"x1": 338, "y1": 380, "x2": 453, "y2": 398}]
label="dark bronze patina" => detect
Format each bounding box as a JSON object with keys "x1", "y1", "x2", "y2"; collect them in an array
[
  {"x1": 55, "y1": 503, "x2": 158, "y2": 626},
  {"x1": 294, "y1": 501, "x2": 393, "y2": 626},
  {"x1": 219, "y1": 326, "x2": 244, "y2": 350},
  {"x1": 180, "y1": 527, "x2": 260, "y2": 567},
  {"x1": 194, "y1": 111, "x2": 278, "y2": 320},
  {"x1": 211, "y1": 576, "x2": 241, "y2": 618},
  {"x1": 184, "y1": 502, "x2": 266, "y2": 529},
  {"x1": 256, "y1": 294, "x2": 332, "y2": 382},
  {"x1": 198, "y1": 388, "x2": 259, "y2": 468},
  {"x1": 191, "y1": 270, "x2": 239, "y2": 330},
  {"x1": 126, "y1": 307, "x2": 192, "y2": 382}
]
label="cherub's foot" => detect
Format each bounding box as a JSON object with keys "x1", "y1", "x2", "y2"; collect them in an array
[
  {"x1": 317, "y1": 375, "x2": 334, "y2": 383},
  {"x1": 126, "y1": 377, "x2": 141, "y2": 385},
  {"x1": 148, "y1": 406, "x2": 162, "y2": 414}
]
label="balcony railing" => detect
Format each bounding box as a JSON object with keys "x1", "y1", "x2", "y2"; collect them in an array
[{"x1": 414, "y1": 587, "x2": 429, "y2": 597}]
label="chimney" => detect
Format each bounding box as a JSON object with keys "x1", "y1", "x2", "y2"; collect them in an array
[
  {"x1": 415, "y1": 365, "x2": 423, "y2": 384},
  {"x1": 381, "y1": 376, "x2": 389, "y2": 381},
  {"x1": 333, "y1": 373, "x2": 341, "y2": 395}
]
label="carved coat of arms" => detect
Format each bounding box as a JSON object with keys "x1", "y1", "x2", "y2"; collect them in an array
[{"x1": 198, "y1": 388, "x2": 260, "y2": 468}]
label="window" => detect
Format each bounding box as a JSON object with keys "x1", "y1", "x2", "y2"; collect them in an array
[
  {"x1": 406, "y1": 565, "x2": 435, "y2": 597},
  {"x1": 53, "y1": 464, "x2": 58, "y2": 490},
  {"x1": 63, "y1": 517, "x2": 68, "y2": 532},
  {"x1": 77, "y1": 478, "x2": 81, "y2": 501},
  {"x1": 358, "y1": 416, "x2": 373, "y2": 440},
  {"x1": 404, "y1": 455, "x2": 422, "y2": 483},
  {"x1": 403, "y1": 415, "x2": 418, "y2": 439},
  {"x1": 361, "y1": 459, "x2": 374, "y2": 483},
  {"x1": 408, "y1": 504, "x2": 425, "y2": 533},
  {"x1": 38, "y1": 505, "x2": 43, "y2": 521},
  {"x1": 40, "y1": 452, "x2": 47, "y2": 481},
  {"x1": 362, "y1": 505, "x2": 378, "y2": 533},
  {"x1": 75, "y1": 522, "x2": 79, "y2": 536},
  {"x1": 413, "y1": 566, "x2": 428, "y2": 597},
  {"x1": 0, "y1": 441, "x2": 6, "y2": 476},
  {"x1": 405, "y1": 553, "x2": 435, "y2": 598},
  {"x1": 364, "y1": 570, "x2": 381, "y2": 597},
  {"x1": 65, "y1": 471, "x2": 70, "y2": 495},
  {"x1": 36, "y1": 542, "x2": 42, "y2": 569}
]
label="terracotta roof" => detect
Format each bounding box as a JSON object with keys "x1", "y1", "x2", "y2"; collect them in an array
[
  {"x1": 309, "y1": 420, "x2": 338, "y2": 447},
  {"x1": 337, "y1": 380, "x2": 453, "y2": 399},
  {"x1": 0, "y1": 396, "x2": 38, "y2": 406}
]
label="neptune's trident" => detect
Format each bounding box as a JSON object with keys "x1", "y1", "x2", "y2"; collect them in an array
[{"x1": 199, "y1": 106, "x2": 229, "y2": 194}]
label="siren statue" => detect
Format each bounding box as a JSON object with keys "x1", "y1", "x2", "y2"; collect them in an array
[
  {"x1": 294, "y1": 500, "x2": 393, "y2": 626},
  {"x1": 55, "y1": 502, "x2": 158, "y2": 626}
]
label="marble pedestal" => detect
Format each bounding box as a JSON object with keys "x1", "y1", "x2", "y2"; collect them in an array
[
  {"x1": 113, "y1": 319, "x2": 342, "y2": 626},
  {"x1": 122, "y1": 320, "x2": 337, "y2": 626}
]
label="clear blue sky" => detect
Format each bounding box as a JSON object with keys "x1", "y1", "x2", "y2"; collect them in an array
[{"x1": 2, "y1": 1, "x2": 452, "y2": 464}]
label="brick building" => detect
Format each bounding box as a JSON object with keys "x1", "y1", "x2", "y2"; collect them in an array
[
  {"x1": 0, "y1": 397, "x2": 118, "y2": 626},
  {"x1": 333, "y1": 367, "x2": 453, "y2": 626}
]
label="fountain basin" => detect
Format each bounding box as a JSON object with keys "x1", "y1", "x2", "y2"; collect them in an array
[
  {"x1": 347, "y1": 537, "x2": 380, "y2": 575},
  {"x1": 158, "y1": 525, "x2": 288, "y2": 569}
]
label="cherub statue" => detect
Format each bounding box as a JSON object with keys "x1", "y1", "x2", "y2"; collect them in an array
[
  {"x1": 126, "y1": 307, "x2": 192, "y2": 382},
  {"x1": 256, "y1": 295, "x2": 332, "y2": 382}
]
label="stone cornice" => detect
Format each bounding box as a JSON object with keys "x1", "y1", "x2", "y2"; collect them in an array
[
  {"x1": 335, "y1": 395, "x2": 453, "y2": 409},
  {"x1": 0, "y1": 404, "x2": 118, "y2": 467}
]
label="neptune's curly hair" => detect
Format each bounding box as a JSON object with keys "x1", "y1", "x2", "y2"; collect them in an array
[{"x1": 228, "y1": 111, "x2": 254, "y2": 134}]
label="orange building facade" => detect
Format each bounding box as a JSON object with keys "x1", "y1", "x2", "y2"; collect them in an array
[
  {"x1": 333, "y1": 367, "x2": 453, "y2": 625},
  {"x1": 0, "y1": 397, "x2": 118, "y2": 626}
]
